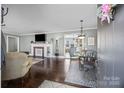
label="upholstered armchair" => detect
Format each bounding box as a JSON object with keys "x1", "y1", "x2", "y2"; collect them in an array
[{"x1": 2, "y1": 52, "x2": 32, "y2": 81}]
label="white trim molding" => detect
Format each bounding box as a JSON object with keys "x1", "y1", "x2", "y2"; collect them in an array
[{"x1": 6, "y1": 35, "x2": 20, "y2": 52}]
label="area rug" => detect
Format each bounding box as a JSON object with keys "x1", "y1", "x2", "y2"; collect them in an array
[
  {"x1": 65, "y1": 61, "x2": 97, "y2": 88},
  {"x1": 32, "y1": 58, "x2": 44, "y2": 65},
  {"x1": 39, "y1": 80, "x2": 76, "y2": 88}
]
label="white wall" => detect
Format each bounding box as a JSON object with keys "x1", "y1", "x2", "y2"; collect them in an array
[
  {"x1": 19, "y1": 33, "x2": 65, "y2": 56},
  {"x1": 47, "y1": 33, "x2": 64, "y2": 56},
  {"x1": 19, "y1": 30, "x2": 96, "y2": 56},
  {"x1": 20, "y1": 35, "x2": 35, "y2": 52}
]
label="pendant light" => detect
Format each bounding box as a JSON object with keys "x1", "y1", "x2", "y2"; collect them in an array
[{"x1": 78, "y1": 20, "x2": 85, "y2": 39}]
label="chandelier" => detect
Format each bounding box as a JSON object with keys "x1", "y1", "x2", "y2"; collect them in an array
[{"x1": 78, "y1": 20, "x2": 85, "y2": 39}]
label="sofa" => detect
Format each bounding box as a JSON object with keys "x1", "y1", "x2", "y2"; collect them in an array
[{"x1": 2, "y1": 52, "x2": 32, "y2": 81}]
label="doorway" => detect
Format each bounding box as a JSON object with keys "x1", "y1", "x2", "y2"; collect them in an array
[{"x1": 7, "y1": 35, "x2": 19, "y2": 52}]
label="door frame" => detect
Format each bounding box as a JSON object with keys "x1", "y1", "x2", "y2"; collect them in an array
[{"x1": 6, "y1": 35, "x2": 19, "y2": 52}]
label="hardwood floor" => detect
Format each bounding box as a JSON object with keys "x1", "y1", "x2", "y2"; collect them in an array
[{"x1": 1, "y1": 57, "x2": 89, "y2": 88}]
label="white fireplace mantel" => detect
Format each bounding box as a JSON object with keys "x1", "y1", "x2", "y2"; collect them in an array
[{"x1": 30, "y1": 43, "x2": 51, "y2": 57}]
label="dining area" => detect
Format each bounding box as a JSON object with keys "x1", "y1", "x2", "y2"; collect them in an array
[
  {"x1": 65, "y1": 49, "x2": 97, "y2": 88},
  {"x1": 79, "y1": 50, "x2": 97, "y2": 71}
]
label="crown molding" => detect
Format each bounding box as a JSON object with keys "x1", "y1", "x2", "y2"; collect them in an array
[
  {"x1": 20, "y1": 27, "x2": 97, "y2": 36},
  {"x1": 2, "y1": 27, "x2": 97, "y2": 36}
]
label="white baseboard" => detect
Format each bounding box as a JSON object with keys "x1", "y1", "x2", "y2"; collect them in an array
[{"x1": 45, "y1": 56, "x2": 65, "y2": 58}]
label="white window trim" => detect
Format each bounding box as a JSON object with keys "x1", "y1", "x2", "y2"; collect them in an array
[{"x1": 88, "y1": 37, "x2": 95, "y2": 46}]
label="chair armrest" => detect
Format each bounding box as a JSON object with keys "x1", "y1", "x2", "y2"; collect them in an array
[{"x1": 22, "y1": 57, "x2": 32, "y2": 67}]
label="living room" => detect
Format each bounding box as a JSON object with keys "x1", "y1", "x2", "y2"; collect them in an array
[{"x1": 1, "y1": 4, "x2": 124, "y2": 88}]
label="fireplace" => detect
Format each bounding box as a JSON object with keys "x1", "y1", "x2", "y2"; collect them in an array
[
  {"x1": 30, "y1": 43, "x2": 51, "y2": 57},
  {"x1": 34, "y1": 47, "x2": 44, "y2": 58}
]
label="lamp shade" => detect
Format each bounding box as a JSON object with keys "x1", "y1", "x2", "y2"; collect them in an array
[{"x1": 78, "y1": 34, "x2": 85, "y2": 39}]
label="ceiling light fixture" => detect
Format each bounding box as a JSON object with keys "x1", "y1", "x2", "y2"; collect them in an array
[{"x1": 78, "y1": 20, "x2": 85, "y2": 39}]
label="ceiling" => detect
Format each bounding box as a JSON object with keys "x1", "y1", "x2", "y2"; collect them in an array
[{"x1": 2, "y1": 4, "x2": 97, "y2": 35}]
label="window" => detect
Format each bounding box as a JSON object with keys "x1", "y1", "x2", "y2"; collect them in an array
[{"x1": 88, "y1": 37, "x2": 95, "y2": 45}]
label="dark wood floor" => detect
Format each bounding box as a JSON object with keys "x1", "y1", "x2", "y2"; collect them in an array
[{"x1": 1, "y1": 57, "x2": 89, "y2": 88}]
